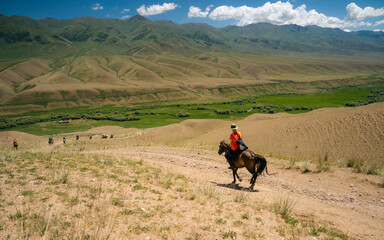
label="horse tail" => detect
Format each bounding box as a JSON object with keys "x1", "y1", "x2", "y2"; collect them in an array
[{"x1": 249, "y1": 150, "x2": 268, "y2": 176}]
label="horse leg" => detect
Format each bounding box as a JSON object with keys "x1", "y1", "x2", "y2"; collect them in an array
[
  {"x1": 250, "y1": 173, "x2": 255, "y2": 184},
  {"x1": 234, "y1": 169, "x2": 242, "y2": 182},
  {"x1": 250, "y1": 172, "x2": 258, "y2": 190},
  {"x1": 232, "y1": 170, "x2": 236, "y2": 184}
]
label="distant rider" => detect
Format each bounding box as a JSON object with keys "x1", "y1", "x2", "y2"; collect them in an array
[{"x1": 13, "y1": 138, "x2": 18, "y2": 150}]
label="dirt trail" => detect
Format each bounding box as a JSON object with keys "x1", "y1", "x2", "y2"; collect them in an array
[{"x1": 91, "y1": 146, "x2": 384, "y2": 240}]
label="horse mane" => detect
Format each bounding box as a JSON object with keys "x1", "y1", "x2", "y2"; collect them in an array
[{"x1": 220, "y1": 140, "x2": 230, "y2": 148}]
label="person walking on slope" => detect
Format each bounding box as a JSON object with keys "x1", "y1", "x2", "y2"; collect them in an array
[
  {"x1": 225, "y1": 123, "x2": 247, "y2": 169},
  {"x1": 63, "y1": 137, "x2": 66, "y2": 144},
  {"x1": 13, "y1": 138, "x2": 18, "y2": 150}
]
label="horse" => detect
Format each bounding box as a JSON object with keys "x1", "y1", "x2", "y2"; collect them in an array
[{"x1": 218, "y1": 140, "x2": 268, "y2": 190}]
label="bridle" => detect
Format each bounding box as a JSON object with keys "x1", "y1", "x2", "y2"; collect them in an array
[{"x1": 218, "y1": 141, "x2": 229, "y2": 155}]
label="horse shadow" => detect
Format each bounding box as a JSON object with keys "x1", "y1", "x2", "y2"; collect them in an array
[{"x1": 211, "y1": 181, "x2": 259, "y2": 192}]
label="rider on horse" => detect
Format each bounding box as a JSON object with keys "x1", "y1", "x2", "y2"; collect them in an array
[{"x1": 225, "y1": 123, "x2": 248, "y2": 169}]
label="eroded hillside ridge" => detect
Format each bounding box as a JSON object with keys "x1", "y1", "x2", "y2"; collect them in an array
[
  {"x1": 1, "y1": 14, "x2": 384, "y2": 113},
  {"x1": 1, "y1": 53, "x2": 384, "y2": 114}
]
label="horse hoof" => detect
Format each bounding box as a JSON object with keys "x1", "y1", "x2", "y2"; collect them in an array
[{"x1": 239, "y1": 178, "x2": 242, "y2": 182}]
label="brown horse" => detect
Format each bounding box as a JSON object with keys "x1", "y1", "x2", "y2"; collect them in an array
[{"x1": 218, "y1": 140, "x2": 268, "y2": 189}]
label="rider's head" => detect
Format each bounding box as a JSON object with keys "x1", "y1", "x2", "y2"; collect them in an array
[{"x1": 230, "y1": 123, "x2": 238, "y2": 132}]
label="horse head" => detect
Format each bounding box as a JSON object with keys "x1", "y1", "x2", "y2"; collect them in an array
[{"x1": 218, "y1": 140, "x2": 229, "y2": 155}]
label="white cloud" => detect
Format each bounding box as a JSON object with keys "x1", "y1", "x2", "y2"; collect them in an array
[
  {"x1": 208, "y1": 1, "x2": 378, "y2": 29},
  {"x1": 209, "y1": 2, "x2": 342, "y2": 27},
  {"x1": 121, "y1": 15, "x2": 131, "y2": 20},
  {"x1": 374, "y1": 19, "x2": 384, "y2": 26},
  {"x1": 343, "y1": 29, "x2": 352, "y2": 32},
  {"x1": 346, "y1": 3, "x2": 384, "y2": 21},
  {"x1": 373, "y1": 29, "x2": 384, "y2": 32},
  {"x1": 137, "y1": 3, "x2": 178, "y2": 16},
  {"x1": 91, "y1": 3, "x2": 104, "y2": 10},
  {"x1": 122, "y1": 9, "x2": 130, "y2": 14},
  {"x1": 188, "y1": 5, "x2": 214, "y2": 18}
]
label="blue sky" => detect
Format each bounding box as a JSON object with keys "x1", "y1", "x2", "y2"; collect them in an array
[{"x1": 1, "y1": 1, "x2": 384, "y2": 31}]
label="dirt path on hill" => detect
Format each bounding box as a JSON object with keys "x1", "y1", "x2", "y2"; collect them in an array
[{"x1": 90, "y1": 146, "x2": 384, "y2": 240}]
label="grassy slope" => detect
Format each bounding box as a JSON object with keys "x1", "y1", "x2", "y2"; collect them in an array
[{"x1": 0, "y1": 136, "x2": 352, "y2": 239}]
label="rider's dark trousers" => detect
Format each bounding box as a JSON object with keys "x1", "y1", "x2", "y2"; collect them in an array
[{"x1": 225, "y1": 148, "x2": 242, "y2": 167}]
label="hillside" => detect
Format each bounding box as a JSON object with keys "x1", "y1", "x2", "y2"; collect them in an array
[
  {"x1": 1, "y1": 103, "x2": 383, "y2": 239},
  {"x1": 0, "y1": 53, "x2": 383, "y2": 114},
  {"x1": 1, "y1": 14, "x2": 384, "y2": 113}
]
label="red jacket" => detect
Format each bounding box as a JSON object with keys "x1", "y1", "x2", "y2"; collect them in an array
[{"x1": 230, "y1": 131, "x2": 242, "y2": 151}]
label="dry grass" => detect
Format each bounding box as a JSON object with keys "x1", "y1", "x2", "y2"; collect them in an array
[
  {"x1": 272, "y1": 194, "x2": 298, "y2": 219},
  {"x1": 0, "y1": 135, "x2": 350, "y2": 239},
  {"x1": 0, "y1": 103, "x2": 383, "y2": 238}
]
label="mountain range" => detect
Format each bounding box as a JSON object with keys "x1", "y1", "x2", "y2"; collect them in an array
[{"x1": 1, "y1": 14, "x2": 384, "y2": 58}]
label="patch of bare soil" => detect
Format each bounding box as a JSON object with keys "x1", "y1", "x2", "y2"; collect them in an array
[
  {"x1": 0, "y1": 131, "x2": 42, "y2": 142},
  {"x1": 93, "y1": 146, "x2": 384, "y2": 240}
]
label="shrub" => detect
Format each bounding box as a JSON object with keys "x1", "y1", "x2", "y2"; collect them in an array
[
  {"x1": 52, "y1": 168, "x2": 68, "y2": 184},
  {"x1": 222, "y1": 230, "x2": 237, "y2": 239},
  {"x1": 8, "y1": 209, "x2": 24, "y2": 220},
  {"x1": 21, "y1": 190, "x2": 34, "y2": 196},
  {"x1": 345, "y1": 101, "x2": 366, "y2": 107},
  {"x1": 216, "y1": 218, "x2": 227, "y2": 224},
  {"x1": 176, "y1": 112, "x2": 190, "y2": 117},
  {"x1": 112, "y1": 198, "x2": 124, "y2": 207},
  {"x1": 346, "y1": 158, "x2": 375, "y2": 174},
  {"x1": 367, "y1": 165, "x2": 381, "y2": 175},
  {"x1": 234, "y1": 191, "x2": 249, "y2": 204},
  {"x1": 272, "y1": 195, "x2": 297, "y2": 219},
  {"x1": 215, "y1": 110, "x2": 230, "y2": 114},
  {"x1": 299, "y1": 161, "x2": 311, "y2": 173},
  {"x1": 316, "y1": 153, "x2": 331, "y2": 172}
]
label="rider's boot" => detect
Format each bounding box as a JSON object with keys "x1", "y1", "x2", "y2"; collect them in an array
[{"x1": 227, "y1": 160, "x2": 236, "y2": 170}]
